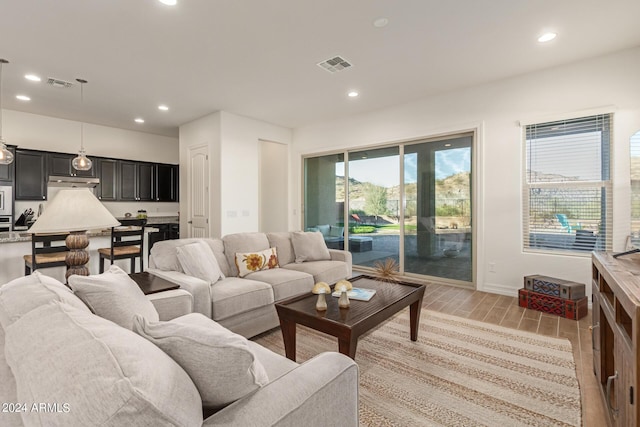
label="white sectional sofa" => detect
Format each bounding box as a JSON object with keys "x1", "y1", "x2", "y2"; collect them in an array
[
  {"x1": 148, "y1": 231, "x2": 353, "y2": 338},
  {"x1": 0, "y1": 269, "x2": 359, "y2": 427}
]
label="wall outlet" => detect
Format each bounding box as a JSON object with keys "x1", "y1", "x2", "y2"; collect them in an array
[{"x1": 488, "y1": 262, "x2": 496, "y2": 273}]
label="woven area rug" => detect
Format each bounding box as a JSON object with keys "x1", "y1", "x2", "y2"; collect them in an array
[{"x1": 254, "y1": 309, "x2": 581, "y2": 427}]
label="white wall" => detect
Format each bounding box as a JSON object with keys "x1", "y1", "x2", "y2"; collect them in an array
[
  {"x1": 179, "y1": 111, "x2": 292, "y2": 237},
  {"x1": 260, "y1": 140, "x2": 289, "y2": 232},
  {"x1": 292, "y1": 47, "x2": 640, "y2": 298}
]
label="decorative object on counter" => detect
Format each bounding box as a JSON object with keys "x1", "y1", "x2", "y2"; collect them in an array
[
  {"x1": 137, "y1": 209, "x2": 147, "y2": 219},
  {"x1": 124, "y1": 212, "x2": 132, "y2": 218},
  {"x1": 334, "y1": 279, "x2": 353, "y2": 308},
  {"x1": 373, "y1": 257, "x2": 400, "y2": 283},
  {"x1": 311, "y1": 281, "x2": 331, "y2": 311},
  {"x1": 0, "y1": 58, "x2": 14, "y2": 165},
  {"x1": 28, "y1": 188, "x2": 120, "y2": 279},
  {"x1": 71, "y1": 79, "x2": 92, "y2": 172}
]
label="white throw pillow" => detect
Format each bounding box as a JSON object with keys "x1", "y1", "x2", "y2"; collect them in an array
[
  {"x1": 4, "y1": 301, "x2": 202, "y2": 426},
  {"x1": 68, "y1": 265, "x2": 159, "y2": 329},
  {"x1": 133, "y1": 313, "x2": 269, "y2": 409},
  {"x1": 176, "y1": 241, "x2": 225, "y2": 283},
  {"x1": 234, "y1": 247, "x2": 279, "y2": 278},
  {"x1": 291, "y1": 231, "x2": 331, "y2": 263}
]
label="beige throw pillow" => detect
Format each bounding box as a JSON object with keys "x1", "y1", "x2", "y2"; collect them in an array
[
  {"x1": 291, "y1": 231, "x2": 331, "y2": 263},
  {"x1": 176, "y1": 241, "x2": 225, "y2": 283},
  {"x1": 234, "y1": 247, "x2": 279, "y2": 278},
  {"x1": 68, "y1": 265, "x2": 159, "y2": 329},
  {"x1": 132, "y1": 313, "x2": 269, "y2": 409}
]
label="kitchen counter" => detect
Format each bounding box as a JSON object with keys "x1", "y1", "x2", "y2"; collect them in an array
[{"x1": 0, "y1": 229, "x2": 112, "y2": 244}]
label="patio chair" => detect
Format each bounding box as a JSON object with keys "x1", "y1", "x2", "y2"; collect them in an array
[{"x1": 556, "y1": 214, "x2": 572, "y2": 233}]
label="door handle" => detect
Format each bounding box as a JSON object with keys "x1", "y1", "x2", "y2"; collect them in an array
[
  {"x1": 589, "y1": 322, "x2": 600, "y2": 351},
  {"x1": 606, "y1": 371, "x2": 619, "y2": 417},
  {"x1": 188, "y1": 220, "x2": 193, "y2": 224}
]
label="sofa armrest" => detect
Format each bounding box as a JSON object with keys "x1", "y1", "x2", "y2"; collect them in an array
[
  {"x1": 146, "y1": 268, "x2": 212, "y2": 319},
  {"x1": 203, "y1": 352, "x2": 358, "y2": 427},
  {"x1": 147, "y1": 289, "x2": 193, "y2": 320},
  {"x1": 329, "y1": 249, "x2": 352, "y2": 277}
]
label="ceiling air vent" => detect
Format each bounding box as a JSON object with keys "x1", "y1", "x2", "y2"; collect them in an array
[
  {"x1": 317, "y1": 56, "x2": 352, "y2": 73},
  {"x1": 46, "y1": 77, "x2": 74, "y2": 88}
]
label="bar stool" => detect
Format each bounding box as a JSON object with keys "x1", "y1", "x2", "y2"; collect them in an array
[
  {"x1": 24, "y1": 233, "x2": 70, "y2": 275},
  {"x1": 98, "y1": 219, "x2": 146, "y2": 273}
]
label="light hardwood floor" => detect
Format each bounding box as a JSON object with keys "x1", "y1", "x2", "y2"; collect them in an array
[{"x1": 420, "y1": 282, "x2": 608, "y2": 427}]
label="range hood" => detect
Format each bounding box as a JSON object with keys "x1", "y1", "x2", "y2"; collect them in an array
[{"x1": 48, "y1": 176, "x2": 100, "y2": 188}]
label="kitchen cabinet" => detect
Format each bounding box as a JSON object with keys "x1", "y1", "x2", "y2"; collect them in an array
[
  {"x1": 48, "y1": 152, "x2": 96, "y2": 177},
  {"x1": 15, "y1": 149, "x2": 47, "y2": 200},
  {"x1": 592, "y1": 252, "x2": 640, "y2": 426},
  {"x1": 148, "y1": 223, "x2": 180, "y2": 254},
  {"x1": 155, "y1": 163, "x2": 179, "y2": 202},
  {"x1": 0, "y1": 145, "x2": 15, "y2": 182},
  {"x1": 119, "y1": 161, "x2": 155, "y2": 201},
  {"x1": 96, "y1": 158, "x2": 118, "y2": 201}
]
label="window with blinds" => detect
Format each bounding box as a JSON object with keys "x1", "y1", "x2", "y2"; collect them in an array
[{"x1": 523, "y1": 114, "x2": 612, "y2": 254}]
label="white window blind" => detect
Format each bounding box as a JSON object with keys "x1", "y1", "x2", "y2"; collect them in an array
[{"x1": 522, "y1": 114, "x2": 612, "y2": 254}]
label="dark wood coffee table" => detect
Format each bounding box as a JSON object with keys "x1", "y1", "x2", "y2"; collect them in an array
[
  {"x1": 275, "y1": 275, "x2": 425, "y2": 360},
  {"x1": 129, "y1": 272, "x2": 179, "y2": 295}
]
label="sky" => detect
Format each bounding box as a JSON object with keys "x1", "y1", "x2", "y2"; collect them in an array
[{"x1": 335, "y1": 148, "x2": 470, "y2": 187}]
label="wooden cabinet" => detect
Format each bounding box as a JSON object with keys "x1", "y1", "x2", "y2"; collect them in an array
[
  {"x1": 119, "y1": 161, "x2": 155, "y2": 201},
  {"x1": 0, "y1": 145, "x2": 15, "y2": 182},
  {"x1": 592, "y1": 252, "x2": 640, "y2": 426},
  {"x1": 95, "y1": 158, "x2": 118, "y2": 201},
  {"x1": 15, "y1": 149, "x2": 47, "y2": 200},
  {"x1": 48, "y1": 152, "x2": 96, "y2": 177},
  {"x1": 155, "y1": 163, "x2": 178, "y2": 202}
]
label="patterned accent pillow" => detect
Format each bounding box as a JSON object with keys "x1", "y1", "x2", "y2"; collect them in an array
[{"x1": 234, "y1": 247, "x2": 279, "y2": 278}]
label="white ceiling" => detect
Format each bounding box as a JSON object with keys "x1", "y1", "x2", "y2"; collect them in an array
[{"x1": 1, "y1": 0, "x2": 639, "y2": 138}]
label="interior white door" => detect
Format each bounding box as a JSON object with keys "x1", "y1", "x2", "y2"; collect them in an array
[{"x1": 187, "y1": 145, "x2": 209, "y2": 238}]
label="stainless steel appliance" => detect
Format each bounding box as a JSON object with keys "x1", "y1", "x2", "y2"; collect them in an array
[
  {"x1": 0, "y1": 185, "x2": 13, "y2": 232},
  {"x1": 0, "y1": 185, "x2": 12, "y2": 216}
]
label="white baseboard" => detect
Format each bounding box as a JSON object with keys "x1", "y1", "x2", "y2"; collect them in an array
[{"x1": 481, "y1": 282, "x2": 519, "y2": 297}]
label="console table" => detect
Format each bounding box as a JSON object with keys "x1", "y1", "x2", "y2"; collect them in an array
[{"x1": 592, "y1": 251, "x2": 640, "y2": 426}]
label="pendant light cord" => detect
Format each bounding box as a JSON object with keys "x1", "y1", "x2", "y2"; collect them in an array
[
  {"x1": 77, "y1": 78, "x2": 87, "y2": 151},
  {"x1": 0, "y1": 59, "x2": 6, "y2": 140}
]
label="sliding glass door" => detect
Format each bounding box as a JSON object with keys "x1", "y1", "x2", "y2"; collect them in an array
[
  {"x1": 303, "y1": 133, "x2": 473, "y2": 285},
  {"x1": 404, "y1": 136, "x2": 472, "y2": 282}
]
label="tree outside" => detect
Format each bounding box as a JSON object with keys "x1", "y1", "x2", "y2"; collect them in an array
[{"x1": 363, "y1": 183, "x2": 389, "y2": 224}]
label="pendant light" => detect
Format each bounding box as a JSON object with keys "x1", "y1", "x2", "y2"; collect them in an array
[
  {"x1": 72, "y1": 78, "x2": 92, "y2": 171},
  {"x1": 0, "y1": 59, "x2": 14, "y2": 165}
]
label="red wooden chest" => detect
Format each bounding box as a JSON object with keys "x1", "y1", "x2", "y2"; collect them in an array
[{"x1": 518, "y1": 288, "x2": 588, "y2": 320}]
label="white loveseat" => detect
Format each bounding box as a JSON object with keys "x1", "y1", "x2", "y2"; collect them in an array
[
  {"x1": 148, "y1": 231, "x2": 353, "y2": 338},
  {"x1": 0, "y1": 270, "x2": 359, "y2": 427}
]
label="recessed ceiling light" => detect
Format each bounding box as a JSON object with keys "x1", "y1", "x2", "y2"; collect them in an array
[
  {"x1": 373, "y1": 17, "x2": 389, "y2": 28},
  {"x1": 16, "y1": 95, "x2": 30, "y2": 101},
  {"x1": 24, "y1": 74, "x2": 41, "y2": 82},
  {"x1": 348, "y1": 91, "x2": 359, "y2": 98},
  {"x1": 444, "y1": 143, "x2": 452, "y2": 147},
  {"x1": 135, "y1": 118, "x2": 145, "y2": 123},
  {"x1": 538, "y1": 32, "x2": 557, "y2": 43},
  {"x1": 158, "y1": 0, "x2": 177, "y2": 5},
  {"x1": 158, "y1": 104, "x2": 169, "y2": 111}
]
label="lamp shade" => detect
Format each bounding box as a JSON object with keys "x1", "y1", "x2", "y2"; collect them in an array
[{"x1": 28, "y1": 188, "x2": 120, "y2": 234}]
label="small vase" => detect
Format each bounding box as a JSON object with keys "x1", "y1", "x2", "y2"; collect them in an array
[
  {"x1": 316, "y1": 293, "x2": 327, "y2": 311},
  {"x1": 338, "y1": 291, "x2": 350, "y2": 308}
]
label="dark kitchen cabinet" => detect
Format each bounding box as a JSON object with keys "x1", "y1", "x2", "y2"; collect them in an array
[
  {"x1": 119, "y1": 161, "x2": 155, "y2": 201},
  {"x1": 15, "y1": 150, "x2": 47, "y2": 200},
  {"x1": 155, "y1": 163, "x2": 179, "y2": 202},
  {"x1": 148, "y1": 223, "x2": 180, "y2": 254},
  {"x1": 48, "y1": 152, "x2": 96, "y2": 177},
  {"x1": 0, "y1": 145, "x2": 15, "y2": 182},
  {"x1": 96, "y1": 158, "x2": 118, "y2": 201}
]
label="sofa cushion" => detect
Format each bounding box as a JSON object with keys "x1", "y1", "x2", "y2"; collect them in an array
[
  {"x1": 235, "y1": 247, "x2": 279, "y2": 278},
  {"x1": 133, "y1": 313, "x2": 269, "y2": 409},
  {"x1": 177, "y1": 241, "x2": 225, "y2": 283},
  {"x1": 316, "y1": 224, "x2": 330, "y2": 236},
  {"x1": 283, "y1": 260, "x2": 349, "y2": 285},
  {"x1": 210, "y1": 277, "x2": 274, "y2": 321},
  {"x1": 68, "y1": 265, "x2": 159, "y2": 330},
  {"x1": 151, "y1": 238, "x2": 230, "y2": 277},
  {"x1": 329, "y1": 226, "x2": 344, "y2": 237},
  {"x1": 4, "y1": 301, "x2": 202, "y2": 427},
  {"x1": 267, "y1": 232, "x2": 296, "y2": 265},
  {"x1": 246, "y1": 340, "x2": 298, "y2": 381},
  {"x1": 223, "y1": 232, "x2": 270, "y2": 277},
  {"x1": 0, "y1": 271, "x2": 89, "y2": 329},
  {"x1": 245, "y1": 268, "x2": 314, "y2": 301},
  {"x1": 291, "y1": 231, "x2": 331, "y2": 262},
  {"x1": 0, "y1": 326, "x2": 21, "y2": 427}
]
